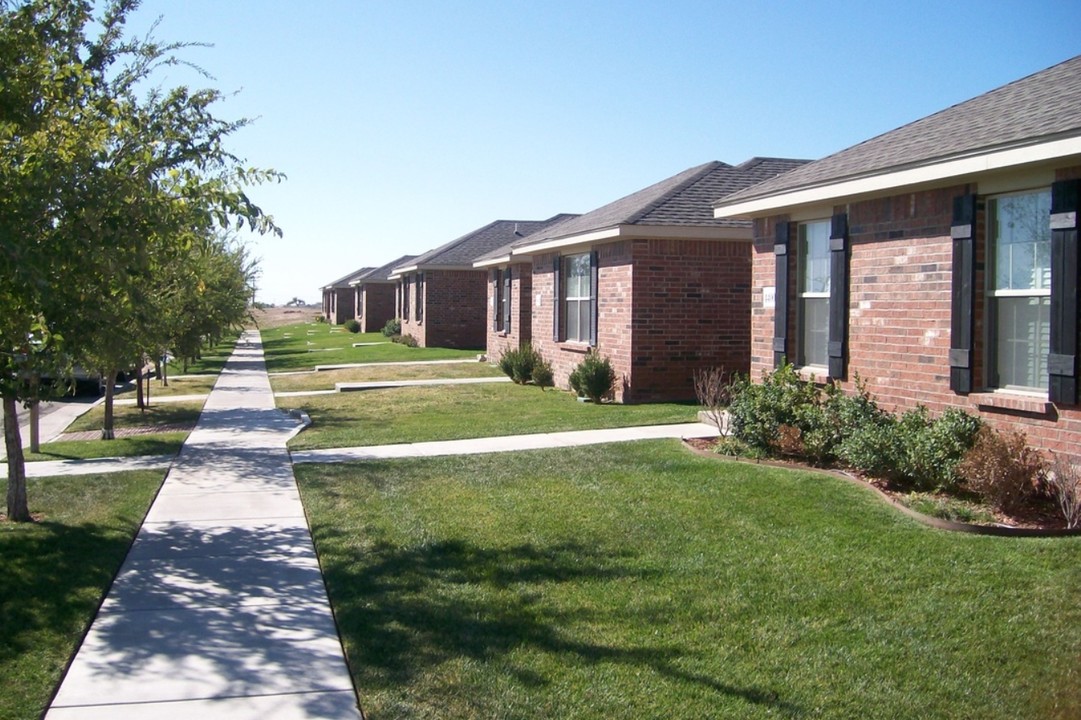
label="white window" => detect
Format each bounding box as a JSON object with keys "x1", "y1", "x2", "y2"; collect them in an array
[
  {"x1": 798, "y1": 220, "x2": 831, "y2": 368},
  {"x1": 989, "y1": 189, "x2": 1051, "y2": 392},
  {"x1": 563, "y1": 253, "x2": 591, "y2": 343}
]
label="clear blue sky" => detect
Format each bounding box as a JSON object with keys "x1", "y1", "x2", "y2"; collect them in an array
[{"x1": 128, "y1": 0, "x2": 1079, "y2": 305}]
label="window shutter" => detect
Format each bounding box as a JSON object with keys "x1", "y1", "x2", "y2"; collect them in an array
[
  {"x1": 552, "y1": 256, "x2": 562, "y2": 342},
  {"x1": 503, "y1": 269, "x2": 512, "y2": 333},
  {"x1": 589, "y1": 250, "x2": 599, "y2": 347},
  {"x1": 416, "y1": 273, "x2": 424, "y2": 323},
  {"x1": 949, "y1": 194, "x2": 977, "y2": 394},
  {"x1": 491, "y1": 269, "x2": 500, "y2": 331},
  {"x1": 828, "y1": 213, "x2": 849, "y2": 380},
  {"x1": 1049, "y1": 180, "x2": 1079, "y2": 405},
  {"x1": 773, "y1": 221, "x2": 790, "y2": 368}
]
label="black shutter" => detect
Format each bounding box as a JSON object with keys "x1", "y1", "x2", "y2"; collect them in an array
[
  {"x1": 503, "y1": 269, "x2": 512, "y2": 333},
  {"x1": 949, "y1": 194, "x2": 977, "y2": 394},
  {"x1": 416, "y1": 273, "x2": 424, "y2": 323},
  {"x1": 1049, "y1": 180, "x2": 1079, "y2": 405},
  {"x1": 828, "y1": 213, "x2": 849, "y2": 380},
  {"x1": 589, "y1": 250, "x2": 599, "y2": 347},
  {"x1": 491, "y1": 270, "x2": 500, "y2": 331},
  {"x1": 773, "y1": 221, "x2": 790, "y2": 368},
  {"x1": 552, "y1": 256, "x2": 562, "y2": 342}
]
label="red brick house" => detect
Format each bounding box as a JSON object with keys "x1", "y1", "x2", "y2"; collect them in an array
[
  {"x1": 390, "y1": 216, "x2": 571, "y2": 348},
  {"x1": 349, "y1": 255, "x2": 415, "y2": 333},
  {"x1": 489, "y1": 159, "x2": 808, "y2": 402},
  {"x1": 320, "y1": 267, "x2": 372, "y2": 324},
  {"x1": 712, "y1": 55, "x2": 1081, "y2": 458}
]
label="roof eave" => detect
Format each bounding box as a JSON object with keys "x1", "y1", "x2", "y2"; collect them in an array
[
  {"x1": 714, "y1": 135, "x2": 1081, "y2": 219},
  {"x1": 510, "y1": 223, "x2": 751, "y2": 256}
]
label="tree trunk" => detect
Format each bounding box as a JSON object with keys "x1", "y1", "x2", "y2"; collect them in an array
[
  {"x1": 102, "y1": 369, "x2": 116, "y2": 440},
  {"x1": 29, "y1": 400, "x2": 40, "y2": 453},
  {"x1": 155, "y1": 357, "x2": 162, "y2": 381},
  {"x1": 3, "y1": 396, "x2": 31, "y2": 522},
  {"x1": 136, "y1": 364, "x2": 145, "y2": 410},
  {"x1": 161, "y1": 353, "x2": 169, "y2": 387}
]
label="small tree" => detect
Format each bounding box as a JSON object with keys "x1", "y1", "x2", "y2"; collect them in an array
[{"x1": 693, "y1": 367, "x2": 731, "y2": 434}]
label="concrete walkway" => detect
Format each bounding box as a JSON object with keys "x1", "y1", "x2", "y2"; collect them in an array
[
  {"x1": 292, "y1": 422, "x2": 720, "y2": 464},
  {"x1": 46, "y1": 330, "x2": 360, "y2": 720},
  {"x1": 0, "y1": 397, "x2": 99, "y2": 460}
]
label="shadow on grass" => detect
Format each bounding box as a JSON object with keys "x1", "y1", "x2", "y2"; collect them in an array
[
  {"x1": 316, "y1": 533, "x2": 802, "y2": 717},
  {"x1": 0, "y1": 520, "x2": 134, "y2": 667}
]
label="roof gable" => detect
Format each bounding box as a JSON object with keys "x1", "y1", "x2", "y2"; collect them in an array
[
  {"x1": 401, "y1": 214, "x2": 574, "y2": 270},
  {"x1": 355, "y1": 254, "x2": 417, "y2": 283},
  {"x1": 716, "y1": 55, "x2": 1081, "y2": 210},
  {"x1": 322, "y1": 266, "x2": 374, "y2": 290}
]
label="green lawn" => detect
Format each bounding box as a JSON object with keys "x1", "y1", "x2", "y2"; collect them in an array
[
  {"x1": 114, "y1": 374, "x2": 217, "y2": 399},
  {"x1": 283, "y1": 383, "x2": 699, "y2": 450},
  {"x1": 170, "y1": 334, "x2": 240, "y2": 376},
  {"x1": 270, "y1": 362, "x2": 504, "y2": 393},
  {"x1": 0, "y1": 470, "x2": 165, "y2": 720},
  {"x1": 66, "y1": 400, "x2": 205, "y2": 434},
  {"x1": 260, "y1": 322, "x2": 479, "y2": 373},
  {"x1": 24, "y1": 432, "x2": 188, "y2": 462},
  {"x1": 296, "y1": 441, "x2": 1081, "y2": 720}
]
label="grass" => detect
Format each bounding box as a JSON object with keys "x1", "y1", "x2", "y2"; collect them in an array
[
  {"x1": 65, "y1": 400, "x2": 205, "y2": 434},
  {"x1": 23, "y1": 432, "x2": 188, "y2": 462},
  {"x1": 283, "y1": 383, "x2": 698, "y2": 450},
  {"x1": 173, "y1": 334, "x2": 241, "y2": 376},
  {"x1": 296, "y1": 441, "x2": 1081, "y2": 720},
  {"x1": 114, "y1": 374, "x2": 217, "y2": 399},
  {"x1": 260, "y1": 322, "x2": 479, "y2": 373},
  {"x1": 270, "y1": 362, "x2": 505, "y2": 393},
  {"x1": 0, "y1": 470, "x2": 165, "y2": 720}
]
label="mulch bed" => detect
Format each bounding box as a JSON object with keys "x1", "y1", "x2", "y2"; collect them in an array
[{"x1": 683, "y1": 437, "x2": 1079, "y2": 536}]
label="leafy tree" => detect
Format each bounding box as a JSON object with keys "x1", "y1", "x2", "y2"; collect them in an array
[{"x1": 0, "y1": 0, "x2": 281, "y2": 520}]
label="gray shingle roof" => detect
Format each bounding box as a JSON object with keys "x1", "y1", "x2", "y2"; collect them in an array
[
  {"x1": 506, "y1": 158, "x2": 808, "y2": 252},
  {"x1": 716, "y1": 55, "x2": 1081, "y2": 207},
  {"x1": 355, "y1": 254, "x2": 417, "y2": 283},
  {"x1": 322, "y1": 266, "x2": 374, "y2": 290},
  {"x1": 402, "y1": 215, "x2": 576, "y2": 270}
]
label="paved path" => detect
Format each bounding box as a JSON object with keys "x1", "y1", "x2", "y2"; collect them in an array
[
  {"x1": 335, "y1": 376, "x2": 510, "y2": 392},
  {"x1": 0, "y1": 397, "x2": 99, "y2": 460},
  {"x1": 46, "y1": 330, "x2": 360, "y2": 720},
  {"x1": 292, "y1": 422, "x2": 720, "y2": 464}
]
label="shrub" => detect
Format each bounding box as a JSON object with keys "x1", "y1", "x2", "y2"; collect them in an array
[
  {"x1": 382, "y1": 318, "x2": 401, "y2": 337},
  {"x1": 343, "y1": 318, "x2": 360, "y2": 333},
  {"x1": 1046, "y1": 454, "x2": 1081, "y2": 529},
  {"x1": 693, "y1": 366, "x2": 731, "y2": 433},
  {"x1": 498, "y1": 344, "x2": 540, "y2": 385},
  {"x1": 957, "y1": 426, "x2": 1045, "y2": 513},
  {"x1": 531, "y1": 358, "x2": 554, "y2": 389},
  {"x1": 838, "y1": 415, "x2": 901, "y2": 479},
  {"x1": 315, "y1": 315, "x2": 328, "y2": 323},
  {"x1": 569, "y1": 351, "x2": 616, "y2": 403},
  {"x1": 726, "y1": 363, "x2": 824, "y2": 458},
  {"x1": 392, "y1": 334, "x2": 418, "y2": 347}
]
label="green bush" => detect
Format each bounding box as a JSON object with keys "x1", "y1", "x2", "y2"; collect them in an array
[
  {"x1": 726, "y1": 363, "x2": 826, "y2": 458},
  {"x1": 569, "y1": 351, "x2": 616, "y2": 403},
  {"x1": 531, "y1": 358, "x2": 554, "y2": 388},
  {"x1": 343, "y1": 318, "x2": 360, "y2": 333},
  {"x1": 956, "y1": 426, "x2": 1045, "y2": 513},
  {"x1": 841, "y1": 406, "x2": 982, "y2": 491},
  {"x1": 382, "y1": 318, "x2": 401, "y2": 337},
  {"x1": 391, "y1": 334, "x2": 418, "y2": 347},
  {"x1": 498, "y1": 344, "x2": 540, "y2": 384}
]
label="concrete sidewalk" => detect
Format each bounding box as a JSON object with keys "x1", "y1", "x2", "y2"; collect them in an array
[
  {"x1": 0, "y1": 397, "x2": 100, "y2": 461},
  {"x1": 291, "y1": 422, "x2": 720, "y2": 464},
  {"x1": 46, "y1": 330, "x2": 360, "y2": 720}
]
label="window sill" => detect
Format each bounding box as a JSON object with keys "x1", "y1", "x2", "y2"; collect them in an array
[
  {"x1": 796, "y1": 365, "x2": 830, "y2": 383},
  {"x1": 557, "y1": 342, "x2": 591, "y2": 354},
  {"x1": 971, "y1": 391, "x2": 1054, "y2": 416}
]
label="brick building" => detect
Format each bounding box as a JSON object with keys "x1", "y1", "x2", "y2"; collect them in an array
[
  {"x1": 390, "y1": 216, "x2": 571, "y2": 348},
  {"x1": 713, "y1": 55, "x2": 1081, "y2": 458},
  {"x1": 489, "y1": 159, "x2": 808, "y2": 402},
  {"x1": 320, "y1": 266, "x2": 372, "y2": 324},
  {"x1": 349, "y1": 255, "x2": 415, "y2": 333}
]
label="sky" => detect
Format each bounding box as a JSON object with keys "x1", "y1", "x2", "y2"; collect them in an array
[{"x1": 126, "y1": 0, "x2": 1081, "y2": 306}]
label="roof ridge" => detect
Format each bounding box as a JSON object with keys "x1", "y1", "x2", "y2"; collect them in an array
[{"x1": 624, "y1": 161, "x2": 726, "y2": 225}]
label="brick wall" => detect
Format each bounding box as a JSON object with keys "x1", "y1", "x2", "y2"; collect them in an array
[
  {"x1": 330, "y1": 288, "x2": 354, "y2": 324},
  {"x1": 401, "y1": 269, "x2": 487, "y2": 349},
  {"x1": 358, "y1": 283, "x2": 395, "y2": 333},
  {"x1": 752, "y1": 176, "x2": 1081, "y2": 458},
  {"x1": 485, "y1": 264, "x2": 533, "y2": 361},
  {"x1": 531, "y1": 238, "x2": 751, "y2": 403}
]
